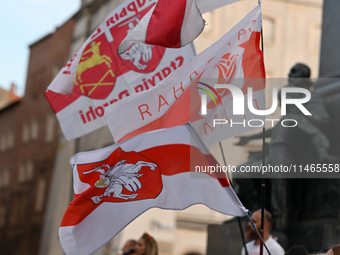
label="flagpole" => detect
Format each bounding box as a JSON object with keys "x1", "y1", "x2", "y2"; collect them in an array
[
  {"x1": 247, "y1": 213, "x2": 271, "y2": 255},
  {"x1": 218, "y1": 142, "x2": 248, "y2": 255},
  {"x1": 260, "y1": 127, "x2": 265, "y2": 255},
  {"x1": 259, "y1": 0, "x2": 266, "y2": 253}
]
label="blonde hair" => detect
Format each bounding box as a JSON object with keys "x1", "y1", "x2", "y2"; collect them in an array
[{"x1": 141, "y1": 233, "x2": 158, "y2": 255}]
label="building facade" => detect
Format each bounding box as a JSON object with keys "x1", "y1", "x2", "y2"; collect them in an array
[{"x1": 0, "y1": 18, "x2": 74, "y2": 255}]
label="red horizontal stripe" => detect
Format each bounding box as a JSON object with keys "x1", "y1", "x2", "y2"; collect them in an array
[{"x1": 60, "y1": 143, "x2": 229, "y2": 227}]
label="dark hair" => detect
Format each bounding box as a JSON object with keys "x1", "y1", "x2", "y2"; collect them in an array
[
  {"x1": 285, "y1": 245, "x2": 309, "y2": 255},
  {"x1": 331, "y1": 245, "x2": 340, "y2": 255},
  {"x1": 293, "y1": 63, "x2": 311, "y2": 78}
]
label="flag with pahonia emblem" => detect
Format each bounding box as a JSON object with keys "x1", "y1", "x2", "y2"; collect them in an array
[{"x1": 59, "y1": 123, "x2": 248, "y2": 255}]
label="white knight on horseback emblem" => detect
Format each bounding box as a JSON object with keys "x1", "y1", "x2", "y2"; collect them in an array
[{"x1": 83, "y1": 159, "x2": 157, "y2": 204}]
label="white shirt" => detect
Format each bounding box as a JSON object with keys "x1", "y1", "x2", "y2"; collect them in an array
[{"x1": 241, "y1": 236, "x2": 285, "y2": 255}]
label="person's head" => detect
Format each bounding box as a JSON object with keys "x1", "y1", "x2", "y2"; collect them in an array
[
  {"x1": 285, "y1": 245, "x2": 309, "y2": 255},
  {"x1": 135, "y1": 232, "x2": 158, "y2": 255},
  {"x1": 289, "y1": 63, "x2": 311, "y2": 79},
  {"x1": 288, "y1": 63, "x2": 312, "y2": 89},
  {"x1": 326, "y1": 245, "x2": 340, "y2": 255},
  {"x1": 245, "y1": 209, "x2": 273, "y2": 242},
  {"x1": 122, "y1": 239, "x2": 137, "y2": 253}
]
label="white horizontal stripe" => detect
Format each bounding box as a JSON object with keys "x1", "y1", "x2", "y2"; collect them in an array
[
  {"x1": 60, "y1": 172, "x2": 247, "y2": 255},
  {"x1": 70, "y1": 124, "x2": 206, "y2": 165}
]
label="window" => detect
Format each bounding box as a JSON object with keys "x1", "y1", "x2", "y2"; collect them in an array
[
  {"x1": 0, "y1": 166, "x2": 10, "y2": 188},
  {"x1": 45, "y1": 112, "x2": 56, "y2": 143},
  {"x1": 7, "y1": 128, "x2": 14, "y2": 149},
  {"x1": 18, "y1": 160, "x2": 34, "y2": 183},
  {"x1": 31, "y1": 118, "x2": 39, "y2": 141},
  {"x1": 0, "y1": 128, "x2": 14, "y2": 152},
  {"x1": 10, "y1": 193, "x2": 26, "y2": 226},
  {"x1": 35, "y1": 176, "x2": 47, "y2": 212},
  {"x1": 22, "y1": 118, "x2": 40, "y2": 143},
  {"x1": 263, "y1": 17, "x2": 275, "y2": 42},
  {"x1": 22, "y1": 121, "x2": 30, "y2": 143},
  {"x1": 26, "y1": 159, "x2": 34, "y2": 181},
  {"x1": 18, "y1": 162, "x2": 26, "y2": 183},
  {"x1": 0, "y1": 131, "x2": 6, "y2": 152}
]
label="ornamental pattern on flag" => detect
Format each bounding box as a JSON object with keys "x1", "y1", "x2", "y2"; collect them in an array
[
  {"x1": 105, "y1": 5, "x2": 265, "y2": 147},
  {"x1": 45, "y1": 0, "x2": 195, "y2": 141},
  {"x1": 59, "y1": 124, "x2": 247, "y2": 255}
]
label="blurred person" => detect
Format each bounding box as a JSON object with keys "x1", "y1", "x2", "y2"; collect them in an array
[
  {"x1": 241, "y1": 209, "x2": 285, "y2": 255},
  {"x1": 117, "y1": 239, "x2": 137, "y2": 255},
  {"x1": 285, "y1": 245, "x2": 309, "y2": 255},
  {"x1": 135, "y1": 232, "x2": 158, "y2": 255},
  {"x1": 326, "y1": 245, "x2": 340, "y2": 255}
]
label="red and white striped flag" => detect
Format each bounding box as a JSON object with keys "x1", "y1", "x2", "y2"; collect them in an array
[
  {"x1": 59, "y1": 123, "x2": 247, "y2": 255},
  {"x1": 44, "y1": 0, "x2": 195, "y2": 140},
  {"x1": 106, "y1": 5, "x2": 265, "y2": 147},
  {"x1": 118, "y1": 0, "x2": 243, "y2": 54}
]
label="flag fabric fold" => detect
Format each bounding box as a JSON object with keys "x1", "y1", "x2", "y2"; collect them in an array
[
  {"x1": 44, "y1": 0, "x2": 195, "y2": 140},
  {"x1": 59, "y1": 123, "x2": 248, "y2": 255},
  {"x1": 118, "y1": 0, "x2": 242, "y2": 54},
  {"x1": 106, "y1": 5, "x2": 266, "y2": 147}
]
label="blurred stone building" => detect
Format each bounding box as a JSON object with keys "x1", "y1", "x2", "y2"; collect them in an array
[
  {"x1": 0, "y1": 18, "x2": 74, "y2": 254},
  {"x1": 0, "y1": 0, "x2": 325, "y2": 255}
]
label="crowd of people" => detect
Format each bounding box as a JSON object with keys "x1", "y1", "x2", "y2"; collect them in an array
[{"x1": 116, "y1": 210, "x2": 339, "y2": 255}]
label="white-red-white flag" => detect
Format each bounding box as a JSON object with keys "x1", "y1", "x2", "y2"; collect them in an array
[
  {"x1": 105, "y1": 5, "x2": 266, "y2": 147},
  {"x1": 44, "y1": 0, "x2": 195, "y2": 140},
  {"x1": 59, "y1": 123, "x2": 247, "y2": 255},
  {"x1": 118, "y1": 0, "x2": 243, "y2": 54}
]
